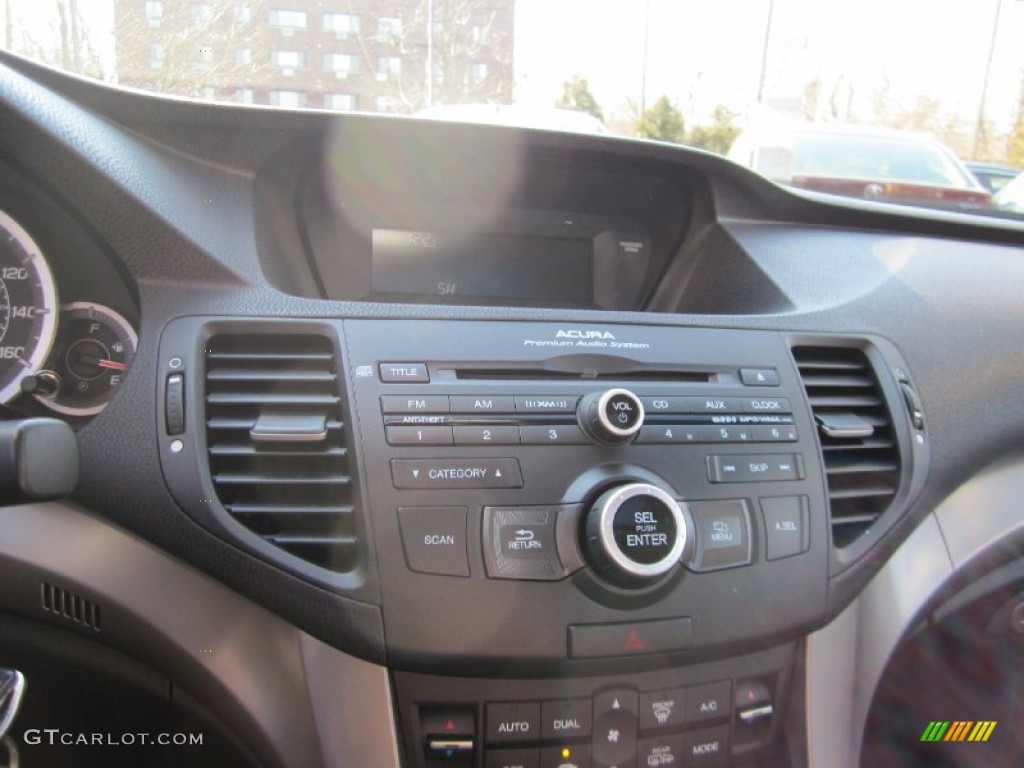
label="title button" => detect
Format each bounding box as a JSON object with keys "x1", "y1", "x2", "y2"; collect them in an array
[{"x1": 379, "y1": 362, "x2": 429, "y2": 383}]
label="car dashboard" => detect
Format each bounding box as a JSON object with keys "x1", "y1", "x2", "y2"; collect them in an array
[{"x1": 0, "y1": 51, "x2": 1023, "y2": 768}]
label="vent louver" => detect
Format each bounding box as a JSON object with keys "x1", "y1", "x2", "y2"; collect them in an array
[
  {"x1": 792, "y1": 346, "x2": 901, "y2": 549},
  {"x1": 204, "y1": 333, "x2": 359, "y2": 572}
]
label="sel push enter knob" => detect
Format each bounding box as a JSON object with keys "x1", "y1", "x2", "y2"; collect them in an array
[
  {"x1": 584, "y1": 483, "x2": 689, "y2": 585},
  {"x1": 578, "y1": 388, "x2": 645, "y2": 445}
]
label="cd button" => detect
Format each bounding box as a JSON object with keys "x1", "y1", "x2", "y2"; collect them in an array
[{"x1": 639, "y1": 396, "x2": 687, "y2": 414}]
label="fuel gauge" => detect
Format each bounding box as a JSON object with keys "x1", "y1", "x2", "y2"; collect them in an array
[{"x1": 30, "y1": 302, "x2": 137, "y2": 416}]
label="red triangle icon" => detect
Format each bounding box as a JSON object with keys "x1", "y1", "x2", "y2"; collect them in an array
[
  {"x1": 444, "y1": 719, "x2": 456, "y2": 732},
  {"x1": 622, "y1": 629, "x2": 646, "y2": 652}
]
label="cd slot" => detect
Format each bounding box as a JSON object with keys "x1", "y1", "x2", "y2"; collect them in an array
[{"x1": 450, "y1": 368, "x2": 713, "y2": 382}]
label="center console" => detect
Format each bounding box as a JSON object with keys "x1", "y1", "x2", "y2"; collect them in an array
[{"x1": 160, "y1": 317, "x2": 911, "y2": 768}]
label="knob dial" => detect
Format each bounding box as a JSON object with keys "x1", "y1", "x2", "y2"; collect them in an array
[
  {"x1": 578, "y1": 388, "x2": 645, "y2": 445},
  {"x1": 584, "y1": 483, "x2": 689, "y2": 584}
]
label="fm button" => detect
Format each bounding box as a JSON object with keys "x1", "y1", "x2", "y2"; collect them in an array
[{"x1": 579, "y1": 388, "x2": 645, "y2": 445}]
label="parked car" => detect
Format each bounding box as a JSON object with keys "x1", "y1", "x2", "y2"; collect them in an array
[
  {"x1": 729, "y1": 123, "x2": 992, "y2": 211},
  {"x1": 966, "y1": 161, "x2": 1021, "y2": 194},
  {"x1": 995, "y1": 170, "x2": 1024, "y2": 214}
]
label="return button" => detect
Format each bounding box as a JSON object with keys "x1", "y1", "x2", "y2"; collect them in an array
[{"x1": 391, "y1": 458, "x2": 523, "y2": 489}]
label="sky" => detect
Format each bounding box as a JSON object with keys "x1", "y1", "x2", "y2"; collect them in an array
[
  {"x1": 515, "y1": 0, "x2": 1024, "y2": 134},
  {"x1": 3, "y1": 0, "x2": 1023, "y2": 141}
]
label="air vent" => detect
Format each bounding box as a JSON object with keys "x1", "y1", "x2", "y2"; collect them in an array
[
  {"x1": 204, "y1": 333, "x2": 359, "y2": 572},
  {"x1": 41, "y1": 582, "x2": 101, "y2": 631},
  {"x1": 792, "y1": 346, "x2": 901, "y2": 549}
]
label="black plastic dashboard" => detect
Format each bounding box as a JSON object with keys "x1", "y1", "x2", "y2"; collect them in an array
[{"x1": 1, "y1": 50, "x2": 1023, "y2": 768}]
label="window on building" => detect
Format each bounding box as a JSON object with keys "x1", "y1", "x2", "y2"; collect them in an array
[
  {"x1": 269, "y1": 9, "x2": 307, "y2": 31},
  {"x1": 375, "y1": 95, "x2": 401, "y2": 113},
  {"x1": 195, "y1": 47, "x2": 214, "y2": 68},
  {"x1": 323, "y1": 53, "x2": 360, "y2": 77},
  {"x1": 377, "y1": 56, "x2": 401, "y2": 81},
  {"x1": 191, "y1": 2, "x2": 213, "y2": 25},
  {"x1": 324, "y1": 12, "x2": 360, "y2": 37},
  {"x1": 236, "y1": 48, "x2": 252, "y2": 66},
  {"x1": 149, "y1": 43, "x2": 165, "y2": 69},
  {"x1": 200, "y1": 86, "x2": 216, "y2": 101},
  {"x1": 145, "y1": 0, "x2": 163, "y2": 26},
  {"x1": 271, "y1": 50, "x2": 307, "y2": 71},
  {"x1": 470, "y1": 61, "x2": 488, "y2": 83},
  {"x1": 235, "y1": 6, "x2": 252, "y2": 23},
  {"x1": 324, "y1": 93, "x2": 357, "y2": 111},
  {"x1": 235, "y1": 88, "x2": 254, "y2": 104},
  {"x1": 269, "y1": 90, "x2": 307, "y2": 108},
  {"x1": 376, "y1": 17, "x2": 401, "y2": 41},
  {"x1": 470, "y1": 24, "x2": 489, "y2": 45}
]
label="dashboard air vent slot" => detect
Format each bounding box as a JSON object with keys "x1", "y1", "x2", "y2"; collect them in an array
[
  {"x1": 204, "y1": 333, "x2": 358, "y2": 572},
  {"x1": 792, "y1": 346, "x2": 901, "y2": 549}
]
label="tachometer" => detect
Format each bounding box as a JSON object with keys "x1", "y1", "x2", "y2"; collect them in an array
[{"x1": 0, "y1": 209, "x2": 58, "y2": 403}]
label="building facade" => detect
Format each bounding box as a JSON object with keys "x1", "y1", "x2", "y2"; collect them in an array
[{"x1": 114, "y1": 0, "x2": 514, "y2": 112}]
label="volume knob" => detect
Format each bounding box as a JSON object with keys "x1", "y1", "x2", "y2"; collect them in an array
[{"x1": 578, "y1": 388, "x2": 645, "y2": 445}]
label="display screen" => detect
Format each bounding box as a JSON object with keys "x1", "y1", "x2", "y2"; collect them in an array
[{"x1": 371, "y1": 229, "x2": 593, "y2": 304}]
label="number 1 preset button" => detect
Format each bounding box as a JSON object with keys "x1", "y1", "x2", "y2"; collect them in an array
[{"x1": 391, "y1": 458, "x2": 524, "y2": 489}]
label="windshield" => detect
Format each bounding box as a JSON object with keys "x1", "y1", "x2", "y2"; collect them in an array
[{"x1": 1, "y1": 0, "x2": 1023, "y2": 215}]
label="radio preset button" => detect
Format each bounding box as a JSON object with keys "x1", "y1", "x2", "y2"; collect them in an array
[
  {"x1": 454, "y1": 426, "x2": 521, "y2": 445},
  {"x1": 391, "y1": 458, "x2": 523, "y2": 489},
  {"x1": 751, "y1": 425, "x2": 798, "y2": 442},
  {"x1": 519, "y1": 425, "x2": 590, "y2": 445},
  {"x1": 386, "y1": 426, "x2": 454, "y2": 445},
  {"x1": 636, "y1": 425, "x2": 702, "y2": 444}
]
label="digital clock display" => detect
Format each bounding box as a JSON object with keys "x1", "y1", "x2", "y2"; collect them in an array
[{"x1": 370, "y1": 229, "x2": 594, "y2": 305}]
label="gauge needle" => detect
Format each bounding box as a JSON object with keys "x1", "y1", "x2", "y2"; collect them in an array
[{"x1": 95, "y1": 359, "x2": 127, "y2": 371}]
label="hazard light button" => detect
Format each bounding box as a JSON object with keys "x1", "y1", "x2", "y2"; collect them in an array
[{"x1": 567, "y1": 617, "x2": 692, "y2": 659}]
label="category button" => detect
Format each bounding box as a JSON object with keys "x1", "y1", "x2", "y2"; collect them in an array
[
  {"x1": 379, "y1": 362, "x2": 429, "y2": 383},
  {"x1": 397, "y1": 507, "x2": 469, "y2": 577},
  {"x1": 486, "y1": 702, "x2": 541, "y2": 745},
  {"x1": 391, "y1": 458, "x2": 523, "y2": 489}
]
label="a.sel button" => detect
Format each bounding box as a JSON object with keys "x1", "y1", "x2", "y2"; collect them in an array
[
  {"x1": 761, "y1": 495, "x2": 810, "y2": 560},
  {"x1": 391, "y1": 459, "x2": 523, "y2": 489},
  {"x1": 397, "y1": 507, "x2": 469, "y2": 577},
  {"x1": 486, "y1": 702, "x2": 541, "y2": 745}
]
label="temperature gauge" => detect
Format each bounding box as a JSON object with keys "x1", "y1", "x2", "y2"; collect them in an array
[{"x1": 29, "y1": 302, "x2": 137, "y2": 416}]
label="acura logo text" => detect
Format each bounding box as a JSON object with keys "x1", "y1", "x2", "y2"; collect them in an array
[{"x1": 555, "y1": 330, "x2": 616, "y2": 340}]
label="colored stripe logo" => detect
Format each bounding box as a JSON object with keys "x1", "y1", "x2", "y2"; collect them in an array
[{"x1": 920, "y1": 721, "x2": 997, "y2": 742}]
